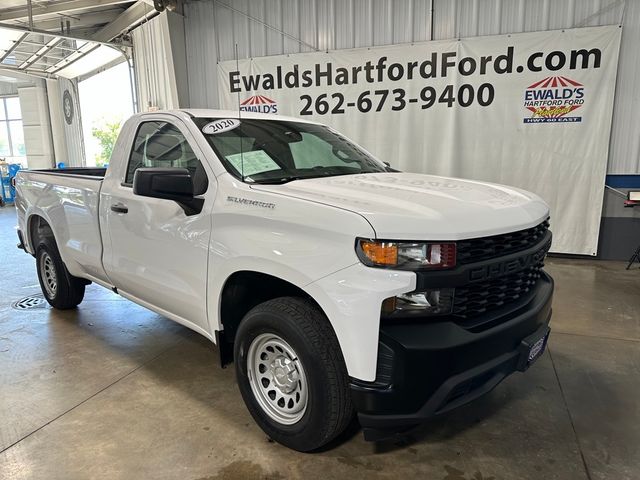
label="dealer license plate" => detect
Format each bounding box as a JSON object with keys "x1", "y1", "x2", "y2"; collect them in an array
[
  {"x1": 528, "y1": 334, "x2": 547, "y2": 364},
  {"x1": 517, "y1": 327, "x2": 550, "y2": 371}
]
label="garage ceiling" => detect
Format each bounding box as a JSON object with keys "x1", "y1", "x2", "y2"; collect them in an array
[
  {"x1": 0, "y1": 25, "x2": 123, "y2": 78},
  {"x1": 0, "y1": 1, "x2": 145, "y2": 38},
  {"x1": 0, "y1": 0, "x2": 158, "y2": 79}
]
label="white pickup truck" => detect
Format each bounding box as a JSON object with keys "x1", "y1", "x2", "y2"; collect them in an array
[{"x1": 15, "y1": 109, "x2": 553, "y2": 451}]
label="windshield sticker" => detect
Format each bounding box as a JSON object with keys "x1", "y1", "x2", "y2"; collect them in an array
[
  {"x1": 202, "y1": 118, "x2": 241, "y2": 134},
  {"x1": 226, "y1": 150, "x2": 280, "y2": 177}
]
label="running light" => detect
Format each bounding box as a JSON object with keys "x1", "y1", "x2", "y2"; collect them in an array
[{"x1": 356, "y1": 239, "x2": 456, "y2": 270}]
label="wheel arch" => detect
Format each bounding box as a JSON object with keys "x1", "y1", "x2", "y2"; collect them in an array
[
  {"x1": 27, "y1": 213, "x2": 56, "y2": 255},
  {"x1": 216, "y1": 270, "x2": 333, "y2": 367}
]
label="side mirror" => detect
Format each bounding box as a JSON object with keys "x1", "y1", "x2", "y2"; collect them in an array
[
  {"x1": 133, "y1": 168, "x2": 193, "y2": 200},
  {"x1": 133, "y1": 168, "x2": 203, "y2": 215}
]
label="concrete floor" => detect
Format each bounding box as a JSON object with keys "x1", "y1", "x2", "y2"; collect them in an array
[{"x1": 0, "y1": 206, "x2": 638, "y2": 480}]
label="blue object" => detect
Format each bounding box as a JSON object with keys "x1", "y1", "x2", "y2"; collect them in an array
[
  {"x1": 605, "y1": 174, "x2": 640, "y2": 189},
  {"x1": 0, "y1": 163, "x2": 20, "y2": 204},
  {"x1": 8, "y1": 164, "x2": 20, "y2": 176},
  {"x1": 57, "y1": 162, "x2": 66, "y2": 169}
]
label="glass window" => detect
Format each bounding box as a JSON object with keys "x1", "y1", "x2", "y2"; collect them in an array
[
  {"x1": 5, "y1": 97, "x2": 21, "y2": 120},
  {"x1": 193, "y1": 118, "x2": 387, "y2": 184},
  {"x1": 125, "y1": 121, "x2": 208, "y2": 194},
  {"x1": 0, "y1": 124, "x2": 10, "y2": 156},
  {"x1": 0, "y1": 96, "x2": 26, "y2": 162},
  {"x1": 9, "y1": 121, "x2": 25, "y2": 156}
]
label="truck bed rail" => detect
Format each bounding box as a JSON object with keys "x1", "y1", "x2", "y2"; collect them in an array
[{"x1": 23, "y1": 168, "x2": 106, "y2": 179}]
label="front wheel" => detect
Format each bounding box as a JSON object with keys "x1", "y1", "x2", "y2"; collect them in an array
[{"x1": 234, "y1": 297, "x2": 354, "y2": 452}]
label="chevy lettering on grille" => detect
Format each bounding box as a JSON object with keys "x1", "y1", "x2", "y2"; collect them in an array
[{"x1": 468, "y1": 239, "x2": 551, "y2": 282}]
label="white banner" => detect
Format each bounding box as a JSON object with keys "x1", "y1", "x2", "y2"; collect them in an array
[{"x1": 218, "y1": 25, "x2": 622, "y2": 255}]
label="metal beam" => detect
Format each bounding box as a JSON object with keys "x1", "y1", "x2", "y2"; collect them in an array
[
  {"x1": 0, "y1": 67, "x2": 39, "y2": 82},
  {"x1": 12, "y1": 10, "x2": 122, "y2": 33},
  {"x1": 26, "y1": 0, "x2": 33, "y2": 30},
  {"x1": 0, "y1": 22, "x2": 119, "y2": 47},
  {"x1": 62, "y1": 27, "x2": 104, "y2": 39},
  {"x1": 0, "y1": 0, "x2": 134, "y2": 22},
  {"x1": 0, "y1": 64, "x2": 54, "y2": 79},
  {"x1": 76, "y1": 54, "x2": 126, "y2": 82},
  {"x1": 0, "y1": 32, "x2": 28, "y2": 64},
  {"x1": 92, "y1": 1, "x2": 151, "y2": 42}
]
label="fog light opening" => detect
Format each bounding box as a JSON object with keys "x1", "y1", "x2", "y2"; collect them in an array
[{"x1": 383, "y1": 288, "x2": 454, "y2": 316}]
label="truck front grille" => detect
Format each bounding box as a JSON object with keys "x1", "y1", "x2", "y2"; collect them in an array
[
  {"x1": 457, "y1": 219, "x2": 550, "y2": 264},
  {"x1": 385, "y1": 220, "x2": 551, "y2": 329},
  {"x1": 452, "y1": 263, "x2": 544, "y2": 319}
]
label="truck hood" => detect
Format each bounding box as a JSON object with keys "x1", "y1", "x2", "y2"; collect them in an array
[{"x1": 252, "y1": 172, "x2": 549, "y2": 240}]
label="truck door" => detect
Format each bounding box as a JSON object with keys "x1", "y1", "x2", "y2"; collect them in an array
[{"x1": 101, "y1": 118, "x2": 214, "y2": 335}]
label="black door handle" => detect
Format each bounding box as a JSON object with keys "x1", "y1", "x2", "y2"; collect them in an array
[{"x1": 110, "y1": 203, "x2": 128, "y2": 214}]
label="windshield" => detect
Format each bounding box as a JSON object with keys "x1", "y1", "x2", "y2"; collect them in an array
[{"x1": 193, "y1": 117, "x2": 388, "y2": 184}]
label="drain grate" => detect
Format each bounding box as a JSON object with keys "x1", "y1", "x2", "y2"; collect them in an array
[{"x1": 12, "y1": 294, "x2": 48, "y2": 310}]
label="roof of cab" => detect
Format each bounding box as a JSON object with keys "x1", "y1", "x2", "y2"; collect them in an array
[{"x1": 135, "y1": 108, "x2": 321, "y2": 125}]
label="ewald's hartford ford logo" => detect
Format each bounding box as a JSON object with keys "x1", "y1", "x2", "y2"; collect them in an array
[
  {"x1": 523, "y1": 76, "x2": 585, "y2": 124},
  {"x1": 240, "y1": 95, "x2": 278, "y2": 113}
]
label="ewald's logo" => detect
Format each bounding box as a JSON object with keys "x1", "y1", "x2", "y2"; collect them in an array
[
  {"x1": 240, "y1": 95, "x2": 278, "y2": 113},
  {"x1": 523, "y1": 76, "x2": 585, "y2": 124}
]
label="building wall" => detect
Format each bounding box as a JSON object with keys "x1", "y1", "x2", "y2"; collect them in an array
[
  {"x1": 183, "y1": 0, "x2": 639, "y2": 175},
  {"x1": 18, "y1": 81, "x2": 55, "y2": 169},
  {"x1": 0, "y1": 82, "x2": 18, "y2": 96}
]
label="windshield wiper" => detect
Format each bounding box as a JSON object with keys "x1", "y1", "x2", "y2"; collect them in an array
[
  {"x1": 252, "y1": 176, "x2": 320, "y2": 185},
  {"x1": 251, "y1": 169, "x2": 365, "y2": 185},
  {"x1": 252, "y1": 175, "x2": 311, "y2": 185}
]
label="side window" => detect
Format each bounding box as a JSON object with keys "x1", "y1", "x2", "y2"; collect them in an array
[{"x1": 125, "y1": 121, "x2": 208, "y2": 194}]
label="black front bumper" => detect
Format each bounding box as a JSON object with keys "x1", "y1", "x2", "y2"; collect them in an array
[{"x1": 350, "y1": 271, "x2": 553, "y2": 441}]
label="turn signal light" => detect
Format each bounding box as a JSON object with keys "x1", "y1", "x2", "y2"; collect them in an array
[{"x1": 359, "y1": 241, "x2": 398, "y2": 266}]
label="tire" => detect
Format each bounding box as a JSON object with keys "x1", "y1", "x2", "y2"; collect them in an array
[
  {"x1": 234, "y1": 297, "x2": 354, "y2": 452},
  {"x1": 36, "y1": 237, "x2": 85, "y2": 309}
]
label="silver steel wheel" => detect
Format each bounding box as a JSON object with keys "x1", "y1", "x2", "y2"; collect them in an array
[
  {"x1": 40, "y1": 251, "x2": 57, "y2": 298},
  {"x1": 246, "y1": 333, "x2": 308, "y2": 425}
]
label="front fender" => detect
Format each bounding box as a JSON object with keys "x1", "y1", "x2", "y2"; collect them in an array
[
  {"x1": 306, "y1": 264, "x2": 416, "y2": 381},
  {"x1": 208, "y1": 258, "x2": 415, "y2": 382},
  {"x1": 207, "y1": 255, "x2": 355, "y2": 332}
]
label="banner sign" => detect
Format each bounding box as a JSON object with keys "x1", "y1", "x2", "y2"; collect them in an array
[{"x1": 218, "y1": 25, "x2": 622, "y2": 255}]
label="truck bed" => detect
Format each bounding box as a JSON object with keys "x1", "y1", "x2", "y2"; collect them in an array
[{"x1": 15, "y1": 168, "x2": 109, "y2": 285}]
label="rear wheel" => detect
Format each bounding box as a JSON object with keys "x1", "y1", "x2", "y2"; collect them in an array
[
  {"x1": 36, "y1": 238, "x2": 85, "y2": 309},
  {"x1": 234, "y1": 297, "x2": 354, "y2": 452}
]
